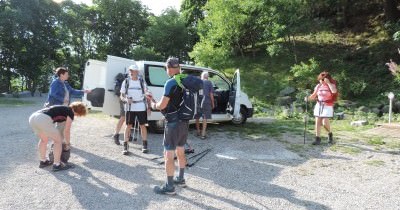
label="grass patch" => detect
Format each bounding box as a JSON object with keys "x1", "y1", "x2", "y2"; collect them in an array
[
  {"x1": 364, "y1": 160, "x2": 385, "y2": 167},
  {"x1": 386, "y1": 141, "x2": 400, "y2": 150},
  {"x1": 330, "y1": 145, "x2": 362, "y2": 155},
  {"x1": 0, "y1": 98, "x2": 35, "y2": 106},
  {"x1": 367, "y1": 137, "x2": 386, "y2": 146}
]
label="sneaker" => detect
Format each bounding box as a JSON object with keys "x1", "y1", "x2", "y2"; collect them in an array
[
  {"x1": 312, "y1": 136, "x2": 321, "y2": 145},
  {"x1": 328, "y1": 132, "x2": 334, "y2": 144},
  {"x1": 52, "y1": 163, "x2": 72, "y2": 172},
  {"x1": 142, "y1": 141, "x2": 149, "y2": 153},
  {"x1": 123, "y1": 142, "x2": 129, "y2": 155},
  {"x1": 39, "y1": 160, "x2": 53, "y2": 168},
  {"x1": 200, "y1": 135, "x2": 207, "y2": 140},
  {"x1": 173, "y1": 177, "x2": 187, "y2": 188},
  {"x1": 113, "y1": 134, "x2": 120, "y2": 145},
  {"x1": 153, "y1": 184, "x2": 176, "y2": 195}
]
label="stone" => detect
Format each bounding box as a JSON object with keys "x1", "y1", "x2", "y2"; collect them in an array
[{"x1": 350, "y1": 120, "x2": 368, "y2": 126}]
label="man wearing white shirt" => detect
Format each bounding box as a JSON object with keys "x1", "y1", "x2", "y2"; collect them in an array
[{"x1": 120, "y1": 64, "x2": 151, "y2": 155}]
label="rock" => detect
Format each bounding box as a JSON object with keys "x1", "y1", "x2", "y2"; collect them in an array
[
  {"x1": 357, "y1": 106, "x2": 369, "y2": 113},
  {"x1": 276, "y1": 96, "x2": 293, "y2": 106},
  {"x1": 335, "y1": 112, "x2": 345, "y2": 120},
  {"x1": 279, "y1": 87, "x2": 296, "y2": 96},
  {"x1": 350, "y1": 120, "x2": 368, "y2": 126}
]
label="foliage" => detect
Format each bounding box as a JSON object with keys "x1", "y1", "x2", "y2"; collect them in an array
[
  {"x1": 143, "y1": 8, "x2": 189, "y2": 60},
  {"x1": 290, "y1": 58, "x2": 321, "y2": 91}
]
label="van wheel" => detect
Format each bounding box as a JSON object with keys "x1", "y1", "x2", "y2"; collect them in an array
[
  {"x1": 231, "y1": 107, "x2": 247, "y2": 125},
  {"x1": 148, "y1": 120, "x2": 165, "y2": 134}
]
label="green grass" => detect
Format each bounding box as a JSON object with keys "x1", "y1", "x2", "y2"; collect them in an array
[
  {"x1": 330, "y1": 145, "x2": 362, "y2": 155},
  {"x1": 367, "y1": 137, "x2": 386, "y2": 146},
  {"x1": 0, "y1": 98, "x2": 35, "y2": 106},
  {"x1": 364, "y1": 160, "x2": 385, "y2": 167}
]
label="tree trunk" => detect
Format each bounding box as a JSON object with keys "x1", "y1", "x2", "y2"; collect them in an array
[
  {"x1": 384, "y1": 0, "x2": 400, "y2": 22},
  {"x1": 291, "y1": 35, "x2": 298, "y2": 63}
]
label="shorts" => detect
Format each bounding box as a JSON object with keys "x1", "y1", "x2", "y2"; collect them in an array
[
  {"x1": 313, "y1": 102, "x2": 334, "y2": 118},
  {"x1": 163, "y1": 120, "x2": 189, "y2": 150},
  {"x1": 195, "y1": 107, "x2": 212, "y2": 120},
  {"x1": 29, "y1": 112, "x2": 61, "y2": 139},
  {"x1": 125, "y1": 111, "x2": 147, "y2": 125},
  {"x1": 119, "y1": 100, "x2": 125, "y2": 117}
]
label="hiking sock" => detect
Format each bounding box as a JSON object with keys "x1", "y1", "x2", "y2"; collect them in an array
[
  {"x1": 142, "y1": 140, "x2": 148, "y2": 153},
  {"x1": 167, "y1": 176, "x2": 174, "y2": 188},
  {"x1": 178, "y1": 168, "x2": 185, "y2": 180},
  {"x1": 328, "y1": 132, "x2": 333, "y2": 143}
]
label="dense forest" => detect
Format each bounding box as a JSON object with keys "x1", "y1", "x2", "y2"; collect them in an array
[{"x1": 1, "y1": 0, "x2": 400, "y2": 110}]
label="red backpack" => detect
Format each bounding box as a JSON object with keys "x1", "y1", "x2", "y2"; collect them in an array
[{"x1": 317, "y1": 80, "x2": 338, "y2": 103}]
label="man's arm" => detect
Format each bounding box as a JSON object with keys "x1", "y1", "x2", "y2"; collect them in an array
[{"x1": 152, "y1": 96, "x2": 170, "y2": 110}]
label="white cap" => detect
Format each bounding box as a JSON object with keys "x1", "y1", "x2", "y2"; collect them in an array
[{"x1": 128, "y1": 64, "x2": 139, "y2": 71}]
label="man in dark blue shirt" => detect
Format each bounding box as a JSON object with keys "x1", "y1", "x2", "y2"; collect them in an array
[{"x1": 151, "y1": 57, "x2": 188, "y2": 195}]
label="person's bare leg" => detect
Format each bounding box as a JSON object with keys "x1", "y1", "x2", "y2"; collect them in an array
[
  {"x1": 322, "y1": 118, "x2": 331, "y2": 132},
  {"x1": 175, "y1": 146, "x2": 187, "y2": 185},
  {"x1": 114, "y1": 116, "x2": 125, "y2": 135},
  {"x1": 313, "y1": 117, "x2": 322, "y2": 145},
  {"x1": 47, "y1": 132, "x2": 63, "y2": 164},
  {"x1": 165, "y1": 150, "x2": 175, "y2": 187},
  {"x1": 201, "y1": 119, "x2": 207, "y2": 137},
  {"x1": 195, "y1": 119, "x2": 201, "y2": 136},
  {"x1": 37, "y1": 133, "x2": 49, "y2": 161},
  {"x1": 140, "y1": 124, "x2": 147, "y2": 141},
  {"x1": 124, "y1": 124, "x2": 133, "y2": 143}
]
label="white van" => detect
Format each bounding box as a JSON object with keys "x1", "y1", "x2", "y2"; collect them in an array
[{"x1": 83, "y1": 55, "x2": 253, "y2": 133}]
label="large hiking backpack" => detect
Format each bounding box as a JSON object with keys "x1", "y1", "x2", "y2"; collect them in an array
[
  {"x1": 114, "y1": 73, "x2": 127, "y2": 96},
  {"x1": 173, "y1": 74, "x2": 203, "y2": 120}
]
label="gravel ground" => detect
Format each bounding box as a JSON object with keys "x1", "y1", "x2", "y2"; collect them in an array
[{"x1": 0, "y1": 96, "x2": 399, "y2": 210}]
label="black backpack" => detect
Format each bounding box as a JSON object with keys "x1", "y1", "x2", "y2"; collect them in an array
[
  {"x1": 114, "y1": 73, "x2": 127, "y2": 96},
  {"x1": 173, "y1": 74, "x2": 203, "y2": 120}
]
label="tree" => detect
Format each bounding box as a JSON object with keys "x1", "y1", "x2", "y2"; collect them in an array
[
  {"x1": 92, "y1": 0, "x2": 149, "y2": 58},
  {"x1": 143, "y1": 8, "x2": 189, "y2": 60}
]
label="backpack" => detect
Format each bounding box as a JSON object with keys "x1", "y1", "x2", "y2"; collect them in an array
[
  {"x1": 114, "y1": 73, "x2": 127, "y2": 96},
  {"x1": 317, "y1": 80, "x2": 338, "y2": 103},
  {"x1": 167, "y1": 74, "x2": 203, "y2": 121},
  {"x1": 176, "y1": 74, "x2": 204, "y2": 120}
]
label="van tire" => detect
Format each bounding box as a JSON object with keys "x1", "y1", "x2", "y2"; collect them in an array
[
  {"x1": 148, "y1": 120, "x2": 165, "y2": 134},
  {"x1": 231, "y1": 107, "x2": 247, "y2": 125}
]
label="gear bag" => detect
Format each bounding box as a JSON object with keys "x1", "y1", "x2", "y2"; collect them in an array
[{"x1": 172, "y1": 74, "x2": 203, "y2": 120}]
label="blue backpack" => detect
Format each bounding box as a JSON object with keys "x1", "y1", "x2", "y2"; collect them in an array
[{"x1": 172, "y1": 74, "x2": 203, "y2": 120}]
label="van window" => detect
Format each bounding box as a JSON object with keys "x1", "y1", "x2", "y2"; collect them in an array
[
  {"x1": 146, "y1": 65, "x2": 169, "y2": 86},
  {"x1": 209, "y1": 73, "x2": 230, "y2": 91}
]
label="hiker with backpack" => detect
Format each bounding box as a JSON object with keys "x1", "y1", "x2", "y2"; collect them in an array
[
  {"x1": 195, "y1": 71, "x2": 215, "y2": 139},
  {"x1": 150, "y1": 57, "x2": 203, "y2": 195},
  {"x1": 307, "y1": 71, "x2": 338, "y2": 145},
  {"x1": 112, "y1": 72, "x2": 128, "y2": 145},
  {"x1": 120, "y1": 64, "x2": 152, "y2": 154}
]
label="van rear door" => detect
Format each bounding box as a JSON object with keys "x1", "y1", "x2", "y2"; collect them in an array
[
  {"x1": 102, "y1": 55, "x2": 136, "y2": 116},
  {"x1": 228, "y1": 69, "x2": 241, "y2": 119},
  {"x1": 82, "y1": 59, "x2": 106, "y2": 111}
]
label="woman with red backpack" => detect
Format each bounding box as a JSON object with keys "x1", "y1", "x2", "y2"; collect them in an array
[{"x1": 307, "y1": 71, "x2": 338, "y2": 145}]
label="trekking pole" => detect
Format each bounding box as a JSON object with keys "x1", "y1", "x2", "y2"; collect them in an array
[
  {"x1": 131, "y1": 116, "x2": 138, "y2": 141},
  {"x1": 304, "y1": 92, "x2": 309, "y2": 144},
  {"x1": 187, "y1": 148, "x2": 212, "y2": 167}
]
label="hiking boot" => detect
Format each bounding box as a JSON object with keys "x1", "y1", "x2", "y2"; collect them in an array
[
  {"x1": 52, "y1": 163, "x2": 72, "y2": 172},
  {"x1": 113, "y1": 134, "x2": 120, "y2": 145},
  {"x1": 142, "y1": 140, "x2": 148, "y2": 153},
  {"x1": 122, "y1": 142, "x2": 129, "y2": 155},
  {"x1": 173, "y1": 177, "x2": 187, "y2": 188},
  {"x1": 328, "y1": 132, "x2": 334, "y2": 144},
  {"x1": 312, "y1": 136, "x2": 321, "y2": 145},
  {"x1": 153, "y1": 184, "x2": 176, "y2": 195},
  {"x1": 39, "y1": 160, "x2": 53, "y2": 168}
]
